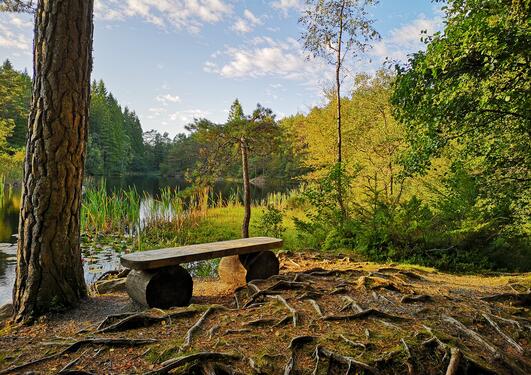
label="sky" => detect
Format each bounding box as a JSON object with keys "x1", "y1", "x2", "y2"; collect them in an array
[{"x1": 0, "y1": 0, "x2": 443, "y2": 137}]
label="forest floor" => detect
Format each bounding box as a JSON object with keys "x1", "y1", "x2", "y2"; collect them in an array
[{"x1": 0, "y1": 251, "x2": 529, "y2": 374}]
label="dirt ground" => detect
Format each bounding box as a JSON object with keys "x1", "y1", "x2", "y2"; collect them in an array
[{"x1": 0, "y1": 251, "x2": 529, "y2": 374}]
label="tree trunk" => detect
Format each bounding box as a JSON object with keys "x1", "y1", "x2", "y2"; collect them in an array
[
  {"x1": 241, "y1": 137, "x2": 251, "y2": 238},
  {"x1": 13, "y1": 0, "x2": 94, "y2": 323},
  {"x1": 335, "y1": 2, "x2": 347, "y2": 219}
]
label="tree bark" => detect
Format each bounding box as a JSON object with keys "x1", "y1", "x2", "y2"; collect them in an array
[
  {"x1": 240, "y1": 137, "x2": 251, "y2": 238},
  {"x1": 13, "y1": 0, "x2": 94, "y2": 323}
]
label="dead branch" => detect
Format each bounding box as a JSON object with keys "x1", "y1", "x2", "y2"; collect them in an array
[
  {"x1": 482, "y1": 313, "x2": 524, "y2": 353},
  {"x1": 267, "y1": 295, "x2": 299, "y2": 327},
  {"x1": 144, "y1": 352, "x2": 241, "y2": 375}
]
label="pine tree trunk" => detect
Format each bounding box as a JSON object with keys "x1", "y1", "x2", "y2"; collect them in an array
[
  {"x1": 241, "y1": 137, "x2": 251, "y2": 238},
  {"x1": 13, "y1": 0, "x2": 94, "y2": 323}
]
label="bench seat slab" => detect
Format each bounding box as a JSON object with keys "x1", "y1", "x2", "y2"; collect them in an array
[{"x1": 121, "y1": 237, "x2": 283, "y2": 270}]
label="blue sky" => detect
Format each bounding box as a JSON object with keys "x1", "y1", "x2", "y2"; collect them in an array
[{"x1": 0, "y1": 0, "x2": 443, "y2": 137}]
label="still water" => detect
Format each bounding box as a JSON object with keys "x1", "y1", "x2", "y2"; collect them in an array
[{"x1": 0, "y1": 175, "x2": 286, "y2": 305}]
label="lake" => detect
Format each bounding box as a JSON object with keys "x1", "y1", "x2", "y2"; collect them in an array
[{"x1": 0, "y1": 175, "x2": 289, "y2": 305}]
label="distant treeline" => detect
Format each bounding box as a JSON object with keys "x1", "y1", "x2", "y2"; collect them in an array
[{"x1": 0, "y1": 60, "x2": 304, "y2": 182}]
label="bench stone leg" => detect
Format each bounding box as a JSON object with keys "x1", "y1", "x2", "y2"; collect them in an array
[
  {"x1": 218, "y1": 255, "x2": 247, "y2": 286},
  {"x1": 126, "y1": 265, "x2": 193, "y2": 308},
  {"x1": 239, "y1": 251, "x2": 279, "y2": 282}
]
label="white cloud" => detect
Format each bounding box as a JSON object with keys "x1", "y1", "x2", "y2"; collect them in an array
[
  {"x1": 156, "y1": 93, "x2": 181, "y2": 104},
  {"x1": 169, "y1": 109, "x2": 209, "y2": 123},
  {"x1": 204, "y1": 37, "x2": 328, "y2": 83},
  {"x1": 231, "y1": 8, "x2": 262, "y2": 34},
  {"x1": 272, "y1": 0, "x2": 302, "y2": 11},
  {"x1": 95, "y1": 0, "x2": 232, "y2": 33},
  {"x1": 243, "y1": 9, "x2": 261, "y2": 25},
  {"x1": 371, "y1": 14, "x2": 442, "y2": 62},
  {"x1": 0, "y1": 14, "x2": 32, "y2": 52},
  {"x1": 272, "y1": 0, "x2": 302, "y2": 15}
]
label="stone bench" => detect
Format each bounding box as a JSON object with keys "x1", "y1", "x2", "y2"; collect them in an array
[{"x1": 120, "y1": 237, "x2": 282, "y2": 308}]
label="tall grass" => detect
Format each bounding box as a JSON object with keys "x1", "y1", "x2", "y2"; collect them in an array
[
  {"x1": 81, "y1": 181, "x2": 140, "y2": 236},
  {"x1": 81, "y1": 183, "x2": 307, "y2": 252}
]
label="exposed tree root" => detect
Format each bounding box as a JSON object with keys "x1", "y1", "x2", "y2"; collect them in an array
[
  {"x1": 331, "y1": 286, "x2": 348, "y2": 294},
  {"x1": 224, "y1": 328, "x2": 251, "y2": 335},
  {"x1": 482, "y1": 313, "x2": 524, "y2": 353},
  {"x1": 339, "y1": 334, "x2": 366, "y2": 351},
  {"x1": 397, "y1": 271, "x2": 424, "y2": 280},
  {"x1": 242, "y1": 318, "x2": 277, "y2": 327},
  {"x1": 268, "y1": 280, "x2": 311, "y2": 291},
  {"x1": 97, "y1": 308, "x2": 201, "y2": 333},
  {"x1": 296, "y1": 291, "x2": 322, "y2": 300},
  {"x1": 267, "y1": 295, "x2": 299, "y2": 327},
  {"x1": 284, "y1": 336, "x2": 315, "y2": 375},
  {"x1": 445, "y1": 347, "x2": 461, "y2": 375},
  {"x1": 314, "y1": 346, "x2": 380, "y2": 374},
  {"x1": 401, "y1": 338, "x2": 414, "y2": 375},
  {"x1": 323, "y1": 308, "x2": 406, "y2": 322},
  {"x1": 144, "y1": 352, "x2": 241, "y2": 375},
  {"x1": 181, "y1": 306, "x2": 226, "y2": 351},
  {"x1": 480, "y1": 292, "x2": 531, "y2": 307},
  {"x1": 339, "y1": 295, "x2": 363, "y2": 312},
  {"x1": 0, "y1": 338, "x2": 156, "y2": 375},
  {"x1": 401, "y1": 294, "x2": 432, "y2": 303},
  {"x1": 442, "y1": 316, "x2": 498, "y2": 355},
  {"x1": 274, "y1": 315, "x2": 292, "y2": 328},
  {"x1": 307, "y1": 299, "x2": 323, "y2": 317}
]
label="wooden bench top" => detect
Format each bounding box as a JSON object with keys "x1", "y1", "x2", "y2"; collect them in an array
[{"x1": 120, "y1": 237, "x2": 283, "y2": 270}]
